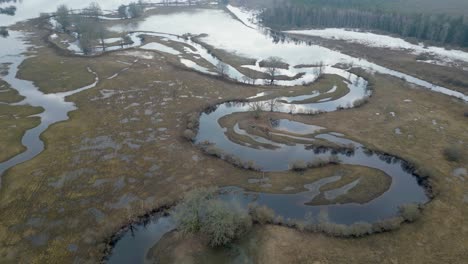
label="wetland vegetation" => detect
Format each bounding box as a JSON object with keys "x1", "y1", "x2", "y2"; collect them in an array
[{"x1": 0, "y1": 0, "x2": 467, "y2": 263}]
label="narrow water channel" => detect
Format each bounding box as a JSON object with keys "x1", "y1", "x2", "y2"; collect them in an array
[{"x1": 0, "y1": 32, "x2": 99, "y2": 186}]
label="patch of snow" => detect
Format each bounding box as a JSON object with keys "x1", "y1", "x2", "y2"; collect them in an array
[
  {"x1": 286, "y1": 28, "x2": 468, "y2": 65},
  {"x1": 140, "y1": 42, "x2": 180, "y2": 55}
]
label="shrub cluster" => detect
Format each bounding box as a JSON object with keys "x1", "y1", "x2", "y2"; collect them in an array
[
  {"x1": 173, "y1": 189, "x2": 424, "y2": 244},
  {"x1": 443, "y1": 145, "x2": 463, "y2": 162},
  {"x1": 277, "y1": 203, "x2": 422, "y2": 237},
  {"x1": 249, "y1": 204, "x2": 276, "y2": 224},
  {"x1": 183, "y1": 112, "x2": 200, "y2": 142},
  {"x1": 0, "y1": 5, "x2": 16, "y2": 16},
  {"x1": 173, "y1": 188, "x2": 252, "y2": 247},
  {"x1": 289, "y1": 155, "x2": 341, "y2": 171},
  {"x1": 0, "y1": 27, "x2": 8, "y2": 37},
  {"x1": 352, "y1": 97, "x2": 369, "y2": 108},
  {"x1": 118, "y1": 1, "x2": 144, "y2": 19},
  {"x1": 198, "y1": 142, "x2": 260, "y2": 171},
  {"x1": 398, "y1": 203, "x2": 422, "y2": 222}
]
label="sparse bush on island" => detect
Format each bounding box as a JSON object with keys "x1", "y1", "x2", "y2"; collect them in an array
[
  {"x1": 173, "y1": 188, "x2": 252, "y2": 247},
  {"x1": 248, "y1": 101, "x2": 265, "y2": 119},
  {"x1": 201, "y1": 200, "x2": 252, "y2": 247},
  {"x1": 464, "y1": 111, "x2": 468, "y2": 118},
  {"x1": 173, "y1": 187, "x2": 217, "y2": 234},
  {"x1": 398, "y1": 203, "x2": 422, "y2": 222},
  {"x1": 443, "y1": 145, "x2": 463, "y2": 162}
]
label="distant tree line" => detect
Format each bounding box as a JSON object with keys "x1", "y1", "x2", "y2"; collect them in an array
[
  {"x1": 260, "y1": 4, "x2": 468, "y2": 47},
  {"x1": 55, "y1": 3, "x2": 109, "y2": 54},
  {"x1": 0, "y1": 26, "x2": 8, "y2": 37},
  {"x1": 0, "y1": 5, "x2": 16, "y2": 15},
  {"x1": 54, "y1": 1, "x2": 143, "y2": 54},
  {"x1": 118, "y1": 1, "x2": 144, "y2": 19}
]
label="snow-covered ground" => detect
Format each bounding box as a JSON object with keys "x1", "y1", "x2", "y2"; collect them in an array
[{"x1": 287, "y1": 28, "x2": 468, "y2": 65}]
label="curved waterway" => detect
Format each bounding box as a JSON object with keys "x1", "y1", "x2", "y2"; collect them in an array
[
  {"x1": 0, "y1": 32, "x2": 99, "y2": 186},
  {"x1": 194, "y1": 83, "x2": 430, "y2": 220},
  {"x1": 106, "y1": 80, "x2": 430, "y2": 264},
  {"x1": 102, "y1": 5, "x2": 455, "y2": 262}
]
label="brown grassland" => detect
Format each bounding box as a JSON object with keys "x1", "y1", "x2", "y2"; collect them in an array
[{"x1": 0, "y1": 7, "x2": 467, "y2": 264}]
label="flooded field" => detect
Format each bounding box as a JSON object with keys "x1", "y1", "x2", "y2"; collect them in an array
[{"x1": 106, "y1": 6, "x2": 468, "y2": 100}]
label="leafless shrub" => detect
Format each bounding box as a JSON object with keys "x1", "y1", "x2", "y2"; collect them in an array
[
  {"x1": 183, "y1": 129, "x2": 196, "y2": 141},
  {"x1": 186, "y1": 113, "x2": 200, "y2": 129},
  {"x1": 443, "y1": 145, "x2": 463, "y2": 162},
  {"x1": 248, "y1": 204, "x2": 275, "y2": 224},
  {"x1": 216, "y1": 61, "x2": 229, "y2": 77},
  {"x1": 248, "y1": 101, "x2": 265, "y2": 119},
  {"x1": 290, "y1": 160, "x2": 308, "y2": 171},
  {"x1": 399, "y1": 203, "x2": 422, "y2": 222},
  {"x1": 263, "y1": 56, "x2": 286, "y2": 85},
  {"x1": 352, "y1": 97, "x2": 369, "y2": 108}
]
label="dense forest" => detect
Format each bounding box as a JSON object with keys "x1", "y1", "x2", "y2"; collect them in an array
[{"x1": 260, "y1": 0, "x2": 468, "y2": 47}]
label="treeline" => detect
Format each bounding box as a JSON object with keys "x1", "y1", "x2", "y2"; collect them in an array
[
  {"x1": 260, "y1": 4, "x2": 468, "y2": 47},
  {"x1": 0, "y1": 5, "x2": 16, "y2": 15},
  {"x1": 54, "y1": 1, "x2": 144, "y2": 54},
  {"x1": 0, "y1": 26, "x2": 8, "y2": 37},
  {"x1": 55, "y1": 3, "x2": 108, "y2": 54},
  {"x1": 117, "y1": 1, "x2": 144, "y2": 19}
]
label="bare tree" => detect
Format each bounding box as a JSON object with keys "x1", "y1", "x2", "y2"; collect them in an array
[
  {"x1": 215, "y1": 62, "x2": 229, "y2": 77},
  {"x1": 0, "y1": 26, "x2": 8, "y2": 37},
  {"x1": 249, "y1": 101, "x2": 265, "y2": 119},
  {"x1": 128, "y1": 1, "x2": 144, "y2": 18},
  {"x1": 56, "y1": 4, "x2": 71, "y2": 32},
  {"x1": 118, "y1": 5, "x2": 128, "y2": 19},
  {"x1": 313, "y1": 61, "x2": 325, "y2": 78},
  {"x1": 83, "y1": 2, "x2": 102, "y2": 18},
  {"x1": 74, "y1": 15, "x2": 95, "y2": 54},
  {"x1": 263, "y1": 56, "x2": 284, "y2": 85},
  {"x1": 288, "y1": 104, "x2": 296, "y2": 114},
  {"x1": 266, "y1": 98, "x2": 279, "y2": 112},
  {"x1": 96, "y1": 22, "x2": 107, "y2": 52},
  {"x1": 318, "y1": 61, "x2": 324, "y2": 76},
  {"x1": 72, "y1": 2, "x2": 109, "y2": 54}
]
